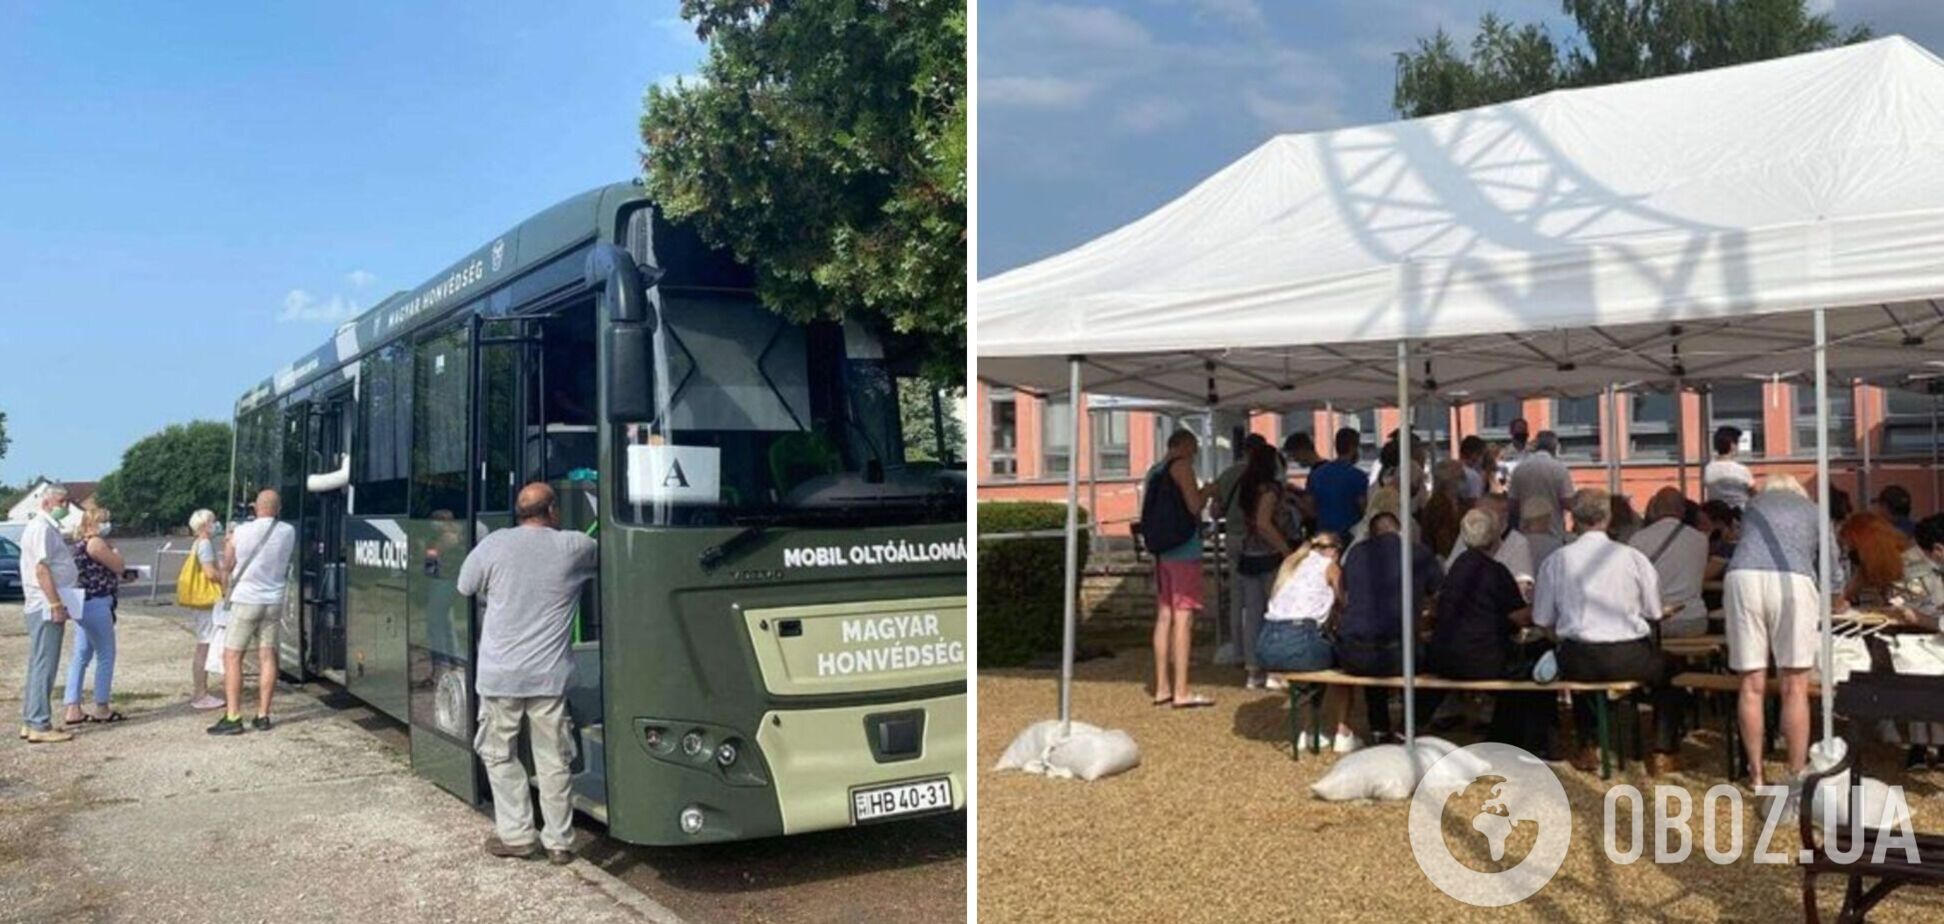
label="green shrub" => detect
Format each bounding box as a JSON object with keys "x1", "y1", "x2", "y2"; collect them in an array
[{"x1": 977, "y1": 500, "x2": 1089, "y2": 668}]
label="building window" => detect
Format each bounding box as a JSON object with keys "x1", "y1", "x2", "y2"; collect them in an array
[
  {"x1": 1349, "y1": 409, "x2": 1379, "y2": 466},
  {"x1": 1094, "y1": 411, "x2": 1131, "y2": 477},
  {"x1": 987, "y1": 389, "x2": 1017, "y2": 479},
  {"x1": 1707, "y1": 383, "x2": 1765, "y2": 459},
  {"x1": 1628, "y1": 389, "x2": 1679, "y2": 461},
  {"x1": 1553, "y1": 396, "x2": 1602, "y2": 462},
  {"x1": 1883, "y1": 387, "x2": 1941, "y2": 456},
  {"x1": 1792, "y1": 382, "x2": 1856, "y2": 457},
  {"x1": 1476, "y1": 399, "x2": 1522, "y2": 444},
  {"x1": 1042, "y1": 398, "x2": 1072, "y2": 478},
  {"x1": 1279, "y1": 409, "x2": 1313, "y2": 457}
]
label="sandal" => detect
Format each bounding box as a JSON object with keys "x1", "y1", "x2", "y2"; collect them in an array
[
  {"x1": 1171, "y1": 694, "x2": 1216, "y2": 709},
  {"x1": 94, "y1": 711, "x2": 125, "y2": 724}
]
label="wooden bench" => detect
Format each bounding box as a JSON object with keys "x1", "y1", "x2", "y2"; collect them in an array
[
  {"x1": 1271, "y1": 670, "x2": 1642, "y2": 779},
  {"x1": 1800, "y1": 670, "x2": 1944, "y2": 922},
  {"x1": 1671, "y1": 671, "x2": 1825, "y2": 780}
]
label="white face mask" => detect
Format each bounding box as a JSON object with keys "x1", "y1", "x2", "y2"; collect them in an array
[{"x1": 96, "y1": 523, "x2": 113, "y2": 538}]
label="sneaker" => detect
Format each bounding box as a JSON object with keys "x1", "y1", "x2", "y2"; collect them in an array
[
  {"x1": 1332, "y1": 731, "x2": 1361, "y2": 754},
  {"x1": 17, "y1": 725, "x2": 27, "y2": 740},
  {"x1": 25, "y1": 728, "x2": 73, "y2": 744},
  {"x1": 251, "y1": 716, "x2": 273, "y2": 732},
  {"x1": 1264, "y1": 675, "x2": 1289, "y2": 691},
  {"x1": 206, "y1": 716, "x2": 246, "y2": 736},
  {"x1": 1245, "y1": 672, "x2": 1265, "y2": 690},
  {"x1": 189, "y1": 695, "x2": 225, "y2": 711}
]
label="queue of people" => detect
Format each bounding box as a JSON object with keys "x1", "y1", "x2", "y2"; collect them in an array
[{"x1": 1139, "y1": 418, "x2": 1944, "y2": 781}]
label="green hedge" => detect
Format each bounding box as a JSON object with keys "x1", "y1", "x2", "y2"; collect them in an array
[{"x1": 977, "y1": 500, "x2": 1089, "y2": 668}]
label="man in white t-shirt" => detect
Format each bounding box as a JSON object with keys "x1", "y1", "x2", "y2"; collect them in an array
[
  {"x1": 1704, "y1": 426, "x2": 1755, "y2": 508},
  {"x1": 17, "y1": 485, "x2": 79, "y2": 743},
  {"x1": 208, "y1": 489, "x2": 297, "y2": 736}
]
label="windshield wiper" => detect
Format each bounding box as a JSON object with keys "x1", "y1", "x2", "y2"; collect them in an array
[{"x1": 697, "y1": 516, "x2": 783, "y2": 572}]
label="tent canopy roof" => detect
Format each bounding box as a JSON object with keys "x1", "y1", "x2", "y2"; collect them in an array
[{"x1": 978, "y1": 37, "x2": 1944, "y2": 408}]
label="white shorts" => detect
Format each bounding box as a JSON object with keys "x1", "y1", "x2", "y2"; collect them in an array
[
  {"x1": 191, "y1": 608, "x2": 222, "y2": 645},
  {"x1": 1723, "y1": 570, "x2": 1822, "y2": 672}
]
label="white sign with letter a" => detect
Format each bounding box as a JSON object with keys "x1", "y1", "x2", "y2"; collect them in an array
[{"x1": 626, "y1": 444, "x2": 722, "y2": 505}]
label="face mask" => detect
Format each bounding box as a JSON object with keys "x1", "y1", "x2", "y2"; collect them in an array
[
  {"x1": 97, "y1": 523, "x2": 113, "y2": 538},
  {"x1": 48, "y1": 505, "x2": 69, "y2": 522}
]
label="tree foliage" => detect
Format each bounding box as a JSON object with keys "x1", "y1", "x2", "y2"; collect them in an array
[
  {"x1": 641, "y1": 0, "x2": 966, "y2": 379},
  {"x1": 1394, "y1": 0, "x2": 1872, "y2": 118},
  {"x1": 96, "y1": 421, "x2": 232, "y2": 535},
  {"x1": 0, "y1": 409, "x2": 10, "y2": 465}
]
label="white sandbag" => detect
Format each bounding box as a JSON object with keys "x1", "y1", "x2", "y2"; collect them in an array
[
  {"x1": 994, "y1": 719, "x2": 1141, "y2": 781},
  {"x1": 1045, "y1": 728, "x2": 1141, "y2": 781},
  {"x1": 1796, "y1": 738, "x2": 1913, "y2": 831},
  {"x1": 1309, "y1": 737, "x2": 1487, "y2": 802}
]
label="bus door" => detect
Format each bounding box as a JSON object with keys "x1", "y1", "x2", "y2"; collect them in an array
[
  {"x1": 405, "y1": 318, "x2": 483, "y2": 804},
  {"x1": 300, "y1": 389, "x2": 353, "y2": 681},
  {"x1": 481, "y1": 306, "x2": 607, "y2": 817}
]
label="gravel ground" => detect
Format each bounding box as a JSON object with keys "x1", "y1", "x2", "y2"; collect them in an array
[
  {"x1": 0, "y1": 602, "x2": 677, "y2": 924},
  {"x1": 977, "y1": 641, "x2": 1944, "y2": 923}
]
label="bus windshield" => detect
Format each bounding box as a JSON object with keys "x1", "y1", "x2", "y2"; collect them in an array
[{"x1": 616, "y1": 293, "x2": 965, "y2": 527}]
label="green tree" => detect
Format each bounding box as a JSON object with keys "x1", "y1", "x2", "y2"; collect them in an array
[
  {"x1": 640, "y1": 0, "x2": 966, "y2": 378},
  {"x1": 898, "y1": 380, "x2": 966, "y2": 464},
  {"x1": 1394, "y1": 0, "x2": 1871, "y2": 118},
  {"x1": 96, "y1": 421, "x2": 233, "y2": 535},
  {"x1": 0, "y1": 408, "x2": 11, "y2": 465}
]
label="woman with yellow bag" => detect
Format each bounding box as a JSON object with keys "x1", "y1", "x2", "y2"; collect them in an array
[{"x1": 178, "y1": 509, "x2": 226, "y2": 710}]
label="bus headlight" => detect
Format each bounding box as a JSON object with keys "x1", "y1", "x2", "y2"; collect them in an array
[
  {"x1": 681, "y1": 731, "x2": 705, "y2": 757},
  {"x1": 680, "y1": 806, "x2": 706, "y2": 835},
  {"x1": 715, "y1": 742, "x2": 738, "y2": 767}
]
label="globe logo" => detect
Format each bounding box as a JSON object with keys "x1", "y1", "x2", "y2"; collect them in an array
[{"x1": 1408, "y1": 742, "x2": 1572, "y2": 907}]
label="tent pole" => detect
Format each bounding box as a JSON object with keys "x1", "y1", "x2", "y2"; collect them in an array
[
  {"x1": 1933, "y1": 395, "x2": 1941, "y2": 515},
  {"x1": 1059, "y1": 357, "x2": 1084, "y2": 733},
  {"x1": 1397, "y1": 340, "x2": 1415, "y2": 750},
  {"x1": 1605, "y1": 383, "x2": 1621, "y2": 496},
  {"x1": 1814, "y1": 310, "x2": 1834, "y2": 744},
  {"x1": 1676, "y1": 379, "x2": 1690, "y2": 497},
  {"x1": 1859, "y1": 380, "x2": 1871, "y2": 506},
  {"x1": 1087, "y1": 407, "x2": 1102, "y2": 556}
]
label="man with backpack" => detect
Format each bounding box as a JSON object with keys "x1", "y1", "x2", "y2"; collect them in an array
[{"x1": 1141, "y1": 428, "x2": 1212, "y2": 708}]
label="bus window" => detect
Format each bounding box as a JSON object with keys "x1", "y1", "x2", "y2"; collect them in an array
[
  {"x1": 615, "y1": 295, "x2": 966, "y2": 527},
  {"x1": 412, "y1": 324, "x2": 470, "y2": 519},
  {"x1": 525, "y1": 306, "x2": 599, "y2": 482},
  {"x1": 356, "y1": 342, "x2": 414, "y2": 515}
]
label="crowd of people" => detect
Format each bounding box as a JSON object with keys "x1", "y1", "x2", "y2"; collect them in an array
[
  {"x1": 1138, "y1": 419, "x2": 1944, "y2": 780},
  {"x1": 16, "y1": 481, "x2": 599, "y2": 863}
]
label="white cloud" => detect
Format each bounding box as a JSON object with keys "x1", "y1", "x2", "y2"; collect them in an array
[
  {"x1": 983, "y1": 75, "x2": 1099, "y2": 108},
  {"x1": 1030, "y1": 3, "x2": 1154, "y2": 49},
  {"x1": 346, "y1": 269, "x2": 376, "y2": 289},
  {"x1": 1184, "y1": 0, "x2": 1267, "y2": 29},
  {"x1": 278, "y1": 289, "x2": 360, "y2": 324},
  {"x1": 1114, "y1": 97, "x2": 1191, "y2": 133}
]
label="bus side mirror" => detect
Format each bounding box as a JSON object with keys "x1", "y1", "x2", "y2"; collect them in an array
[{"x1": 607, "y1": 325, "x2": 654, "y2": 423}]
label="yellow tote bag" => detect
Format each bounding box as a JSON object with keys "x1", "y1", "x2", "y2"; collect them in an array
[{"x1": 176, "y1": 541, "x2": 220, "y2": 609}]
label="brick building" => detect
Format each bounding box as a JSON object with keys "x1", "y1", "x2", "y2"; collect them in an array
[{"x1": 976, "y1": 380, "x2": 1942, "y2": 537}]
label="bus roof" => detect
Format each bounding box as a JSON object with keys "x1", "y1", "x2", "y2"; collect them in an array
[{"x1": 236, "y1": 181, "x2": 648, "y2": 413}]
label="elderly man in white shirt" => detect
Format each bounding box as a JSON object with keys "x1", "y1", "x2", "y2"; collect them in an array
[
  {"x1": 17, "y1": 485, "x2": 79, "y2": 743},
  {"x1": 1533, "y1": 488, "x2": 1688, "y2": 774},
  {"x1": 1445, "y1": 492, "x2": 1534, "y2": 588},
  {"x1": 1627, "y1": 487, "x2": 1711, "y2": 639}
]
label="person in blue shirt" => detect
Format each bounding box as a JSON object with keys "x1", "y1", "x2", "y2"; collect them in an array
[{"x1": 1307, "y1": 427, "x2": 1367, "y2": 537}]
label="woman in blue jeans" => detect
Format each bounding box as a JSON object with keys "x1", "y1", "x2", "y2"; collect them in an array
[
  {"x1": 1257, "y1": 533, "x2": 1358, "y2": 751},
  {"x1": 62, "y1": 502, "x2": 125, "y2": 725}
]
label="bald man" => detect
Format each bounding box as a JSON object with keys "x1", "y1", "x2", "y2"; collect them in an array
[
  {"x1": 457, "y1": 482, "x2": 598, "y2": 864},
  {"x1": 208, "y1": 489, "x2": 296, "y2": 736}
]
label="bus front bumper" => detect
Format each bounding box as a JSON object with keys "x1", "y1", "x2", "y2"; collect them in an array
[{"x1": 755, "y1": 691, "x2": 966, "y2": 835}]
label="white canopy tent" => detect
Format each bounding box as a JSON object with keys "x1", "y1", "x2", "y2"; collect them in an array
[{"x1": 982, "y1": 37, "x2": 1944, "y2": 760}]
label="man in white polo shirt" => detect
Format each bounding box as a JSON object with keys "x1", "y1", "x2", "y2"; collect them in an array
[
  {"x1": 17, "y1": 485, "x2": 78, "y2": 743},
  {"x1": 208, "y1": 489, "x2": 296, "y2": 736}
]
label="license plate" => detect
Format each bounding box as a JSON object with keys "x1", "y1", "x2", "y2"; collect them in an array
[{"x1": 851, "y1": 777, "x2": 953, "y2": 823}]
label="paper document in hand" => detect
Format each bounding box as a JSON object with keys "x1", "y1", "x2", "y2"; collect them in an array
[{"x1": 46, "y1": 587, "x2": 84, "y2": 621}]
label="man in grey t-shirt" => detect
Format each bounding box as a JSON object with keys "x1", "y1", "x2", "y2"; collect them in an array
[{"x1": 457, "y1": 482, "x2": 597, "y2": 864}]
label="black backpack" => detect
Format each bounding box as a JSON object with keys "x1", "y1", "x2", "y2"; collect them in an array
[{"x1": 1140, "y1": 460, "x2": 1198, "y2": 555}]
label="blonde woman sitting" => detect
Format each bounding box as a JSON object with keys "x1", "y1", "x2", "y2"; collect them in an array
[{"x1": 1257, "y1": 533, "x2": 1357, "y2": 752}]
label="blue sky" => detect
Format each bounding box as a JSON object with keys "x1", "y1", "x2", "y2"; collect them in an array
[
  {"x1": 0, "y1": 1, "x2": 705, "y2": 484},
  {"x1": 977, "y1": 0, "x2": 1944, "y2": 276}
]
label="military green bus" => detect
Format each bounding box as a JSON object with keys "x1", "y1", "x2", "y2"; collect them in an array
[{"x1": 229, "y1": 181, "x2": 967, "y2": 845}]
